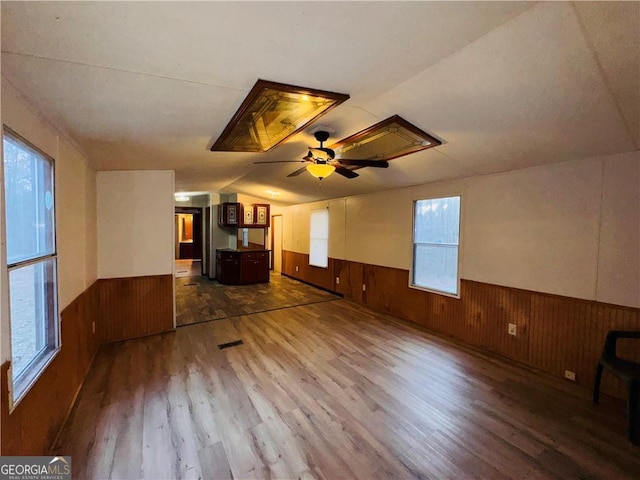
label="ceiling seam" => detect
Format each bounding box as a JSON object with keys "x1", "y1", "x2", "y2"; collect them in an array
[
  {"x1": 0, "y1": 50, "x2": 246, "y2": 92},
  {"x1": 355, "y1": 2, "x2": 541, "y2": 177},
  {"x1": 364, "y1": 1, "x2": 541, "y2": 110},
  {"x1": 432, "y1": 149, "x2": 482, "y2": 177},
  {"x1": 569, "y1": 1, "x2": 639, "y2": 150}
]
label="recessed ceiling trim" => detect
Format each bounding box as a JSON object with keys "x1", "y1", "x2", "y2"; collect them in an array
[
  {"x1": 211, "y1": 79, "x2": 349, "y2": 153},
  {"x1": 331, "y1": 115, "x2": 442, "y2": 163}
]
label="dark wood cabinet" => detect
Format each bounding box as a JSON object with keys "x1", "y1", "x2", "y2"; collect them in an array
[
  {"x1": 216, "y1": 251, "x2": 242, "y2": 284},
  {"x1": 241, "y1": 251, "x2": 269, "y2": 283},
  {"x1": 253, "y1": 204, "x2": 270, "y2": 227},
  {"x1": 216, "y1": 249, "x2": 269, "y2": 285},
  {"x1": 218, "y1": 202, "x2": 240, "y2": 227},
  {"x1": 179, "y1": 242, "x2": 195, "y2": 259},
  {"x1": 219, "y1": 202, "x2": 270, "y2": 228}
]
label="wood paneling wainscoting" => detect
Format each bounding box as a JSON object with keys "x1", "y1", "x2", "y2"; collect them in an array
[
  {"x1": 282, "y1": 250, "x2": 640, "y2": 399},
  {"x1": 97, "y1": 274, "x2": 174, "y2": 343},
  {"x1": 1, "y1": 282, "x2": 100, "y2": 455},
  {"x1": 1, "y1": 273, "x2": 175, "y2": 455}
]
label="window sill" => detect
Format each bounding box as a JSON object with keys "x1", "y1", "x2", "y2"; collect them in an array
[
  {"x1": 9, "y1": 346, "x2": 61, "y2": 413},
  {"x1": 409, "y1": 282, "x2": 461, "y2": 299}
]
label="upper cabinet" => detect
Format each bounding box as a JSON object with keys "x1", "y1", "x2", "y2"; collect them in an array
[
  {"x1": 219, "y1": 202, "x2": 270, "y2": 228},
  {"x1": 253, "y1": 204, "x2": 270, "y2": 227},
  {"x1": 241, "y1": 203, "x2": 254, "y2": 226},
  {"x1": 218, "y1": 202, "x2": 240, "y2": 227}
]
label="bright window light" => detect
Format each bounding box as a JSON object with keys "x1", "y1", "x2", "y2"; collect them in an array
[
  {"x1": 309, "y1": 208, "x2": 329, "y2": 268},
  {"x1": 411, "y1": 196, "x2": 461, "y2": 296}
]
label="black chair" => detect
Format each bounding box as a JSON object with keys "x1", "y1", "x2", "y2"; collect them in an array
[{"x1": 593, "y1": 330, "x2": 640, "y2": 444}]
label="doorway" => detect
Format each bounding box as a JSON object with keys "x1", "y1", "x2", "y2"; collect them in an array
[
  {"x1": 175, "y1": 207, "x2": 203, "y2": 276},
  {"x1": 271, "y1": 214, "x2": 283, "y2": 272}
]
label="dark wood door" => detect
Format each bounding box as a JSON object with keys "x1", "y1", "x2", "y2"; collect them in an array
[
  {"x1": 241, "y1": 252, "x2": 269, "y2": 284},
  {"x1": 223, "y1": 257, "x2": 241, "y2": 284},
  {"x1": 204, "y1": 207, "x2": 211, "y2": 277},
  {"x1": 241, "y1": 253, "x2": 259, "y2": 284},
  {"x1": 192, "y1": 210, "x2": 202, "y2": 260}
]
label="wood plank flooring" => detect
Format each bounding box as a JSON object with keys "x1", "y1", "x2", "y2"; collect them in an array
[
  {"x1": 55, "y1": 300, "x2": 639, "y2": 479},
  {"x1": 176, "y1": 272, "x2": 339, "y2": 327},
  {"x1": 176, "y1": 260, "x2": 202, "y2": 278}
]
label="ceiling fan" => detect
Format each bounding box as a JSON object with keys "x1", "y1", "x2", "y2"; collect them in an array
[{"x1": 253, "y1": 131, "x2": 389, "y2": 180}]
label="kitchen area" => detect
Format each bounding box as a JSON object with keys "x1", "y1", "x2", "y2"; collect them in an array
[{"x1": 215, "y1": 201, "x2": 271, "y2": 285}]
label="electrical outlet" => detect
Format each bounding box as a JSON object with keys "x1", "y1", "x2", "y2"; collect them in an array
[
  {"x1": 362, "y1": 284, "x2": 366, "y2": 292},
  {"x1": 508, "y1": 323, "x2": 517, "y2": 336},
  {"x1": 564, "y1": 370, "x2": 576, "y2": 381},
  {"x1": 295, "y1": 266, "x2": 299, "y2": 272},
  {"x1": 336, "y1": 277, "x2": 340, "y2": 285}
]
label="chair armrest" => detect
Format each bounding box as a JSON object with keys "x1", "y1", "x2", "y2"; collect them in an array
[{"x1": 604, "y1": 330, "x2": 640, "y2": 357}]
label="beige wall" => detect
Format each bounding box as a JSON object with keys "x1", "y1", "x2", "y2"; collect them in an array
[
  {"x1": 596, "y1": 153, "x2": 640, "y2": 306},
  {"x1": 287, "y1": 199, "x2": 347, "y2": 259},
  {"x1": 282, "y1": 151, "x2": 640, "y2": 308},
  {"x1": 0, "y1": 79, "x2": 98, "y2": 363},
  {"x1": 463, "y1": 159, "x2": 602, "y2": 299},
  {"x1": 97, "y1": 170, "x2": 174, "y2": 278}
]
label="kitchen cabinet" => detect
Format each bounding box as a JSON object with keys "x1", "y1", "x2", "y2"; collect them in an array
[
  {"x1": 218, "y1": 202, "x2": 240, "y2": 227},
  {"x1": 216, "y1": 249, "x2": 269, "y2": 285},
  {"x1": 253, "y1": 204, "x2": 270, "y2": 227},
  {"x1": 218, "y1": 202, "x2": 270, "y2": 228}
]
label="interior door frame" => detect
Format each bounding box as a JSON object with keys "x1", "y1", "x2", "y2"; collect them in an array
[
  {"x1": 175, "y1": 206, "x2": 203, "y2": 261},
  {"x1": 270, "y1": 214, "x2": 283, "y2": 271}
]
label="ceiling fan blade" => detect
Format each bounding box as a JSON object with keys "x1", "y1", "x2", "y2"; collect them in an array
[
  {"x1": 309, "y1": 147, "x2": 335, "y2": 160},
  {"x1": 254, "y1": 160, "x2": 306, "y2": 164},
  {"x1": 337, "y1": 159, "x2": 389, "y2": 168},
  {"x1": 287, "y1": 166, "x2": 309, "y2": 177},
  {"x1": 335, "y1": 166, "x2": 359, "y2": 179}
]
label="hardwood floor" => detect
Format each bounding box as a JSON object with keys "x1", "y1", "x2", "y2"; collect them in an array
[
  {"x1": 176, "y1": 272, "x2": 340, "y2": 327},
  {"x1": 176, "y1": 260, "x2": 202, "y2": 278},
  {"x1": 55, "y1": 300, "x2": 639, "y2": 479}
]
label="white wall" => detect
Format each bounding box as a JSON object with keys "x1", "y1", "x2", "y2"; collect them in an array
[
  {"x1": 596, "y1": 152, "x2": 640, "y2": 306},
  {"x1": 1, "y1": 79, "x2": 98, "y2": 362},
  {"x1": 283, "y1": 152, "x2": 640, "y2": 308},
  {"x1": 97, "y1": 170, "x2": 174, "y2": 278},
  {"x1": 463, "y1": 160, "x2": 602, "y2": 299}
]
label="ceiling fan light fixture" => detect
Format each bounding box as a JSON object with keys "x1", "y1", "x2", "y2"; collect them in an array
[{"x1": 306, "y1": 163, "x2": 336, "y2": 179}]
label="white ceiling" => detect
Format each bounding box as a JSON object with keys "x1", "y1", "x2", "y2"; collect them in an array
[{"x1": 2, "y1": 1, "x2": 638, "y2": 205}]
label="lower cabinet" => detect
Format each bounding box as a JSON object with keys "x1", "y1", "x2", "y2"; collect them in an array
[{"x1": 216, "y1": 250, "x2": 269, "y2": 285}]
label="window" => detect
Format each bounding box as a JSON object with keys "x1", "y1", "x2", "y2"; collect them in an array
[
  {"x1": 309, "y1": 208, "x2": 329, "y2": 268},
  {"x1": 412, "y1": 196, "x2": 461, "y2": 296},
  {"x1": 2, "y1": 129, "x2": 59, "y2": 403}
]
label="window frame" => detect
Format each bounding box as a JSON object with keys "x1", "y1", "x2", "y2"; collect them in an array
[
  {"x1": 409, "y1": 195, "x2": 462, "y2": 298},
  {"x1": 2, "y1": 126, "x2": 60, "y2": 408},
  {"x1": 309, "y1": 207, "x2": 329, "y2": 269}
]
